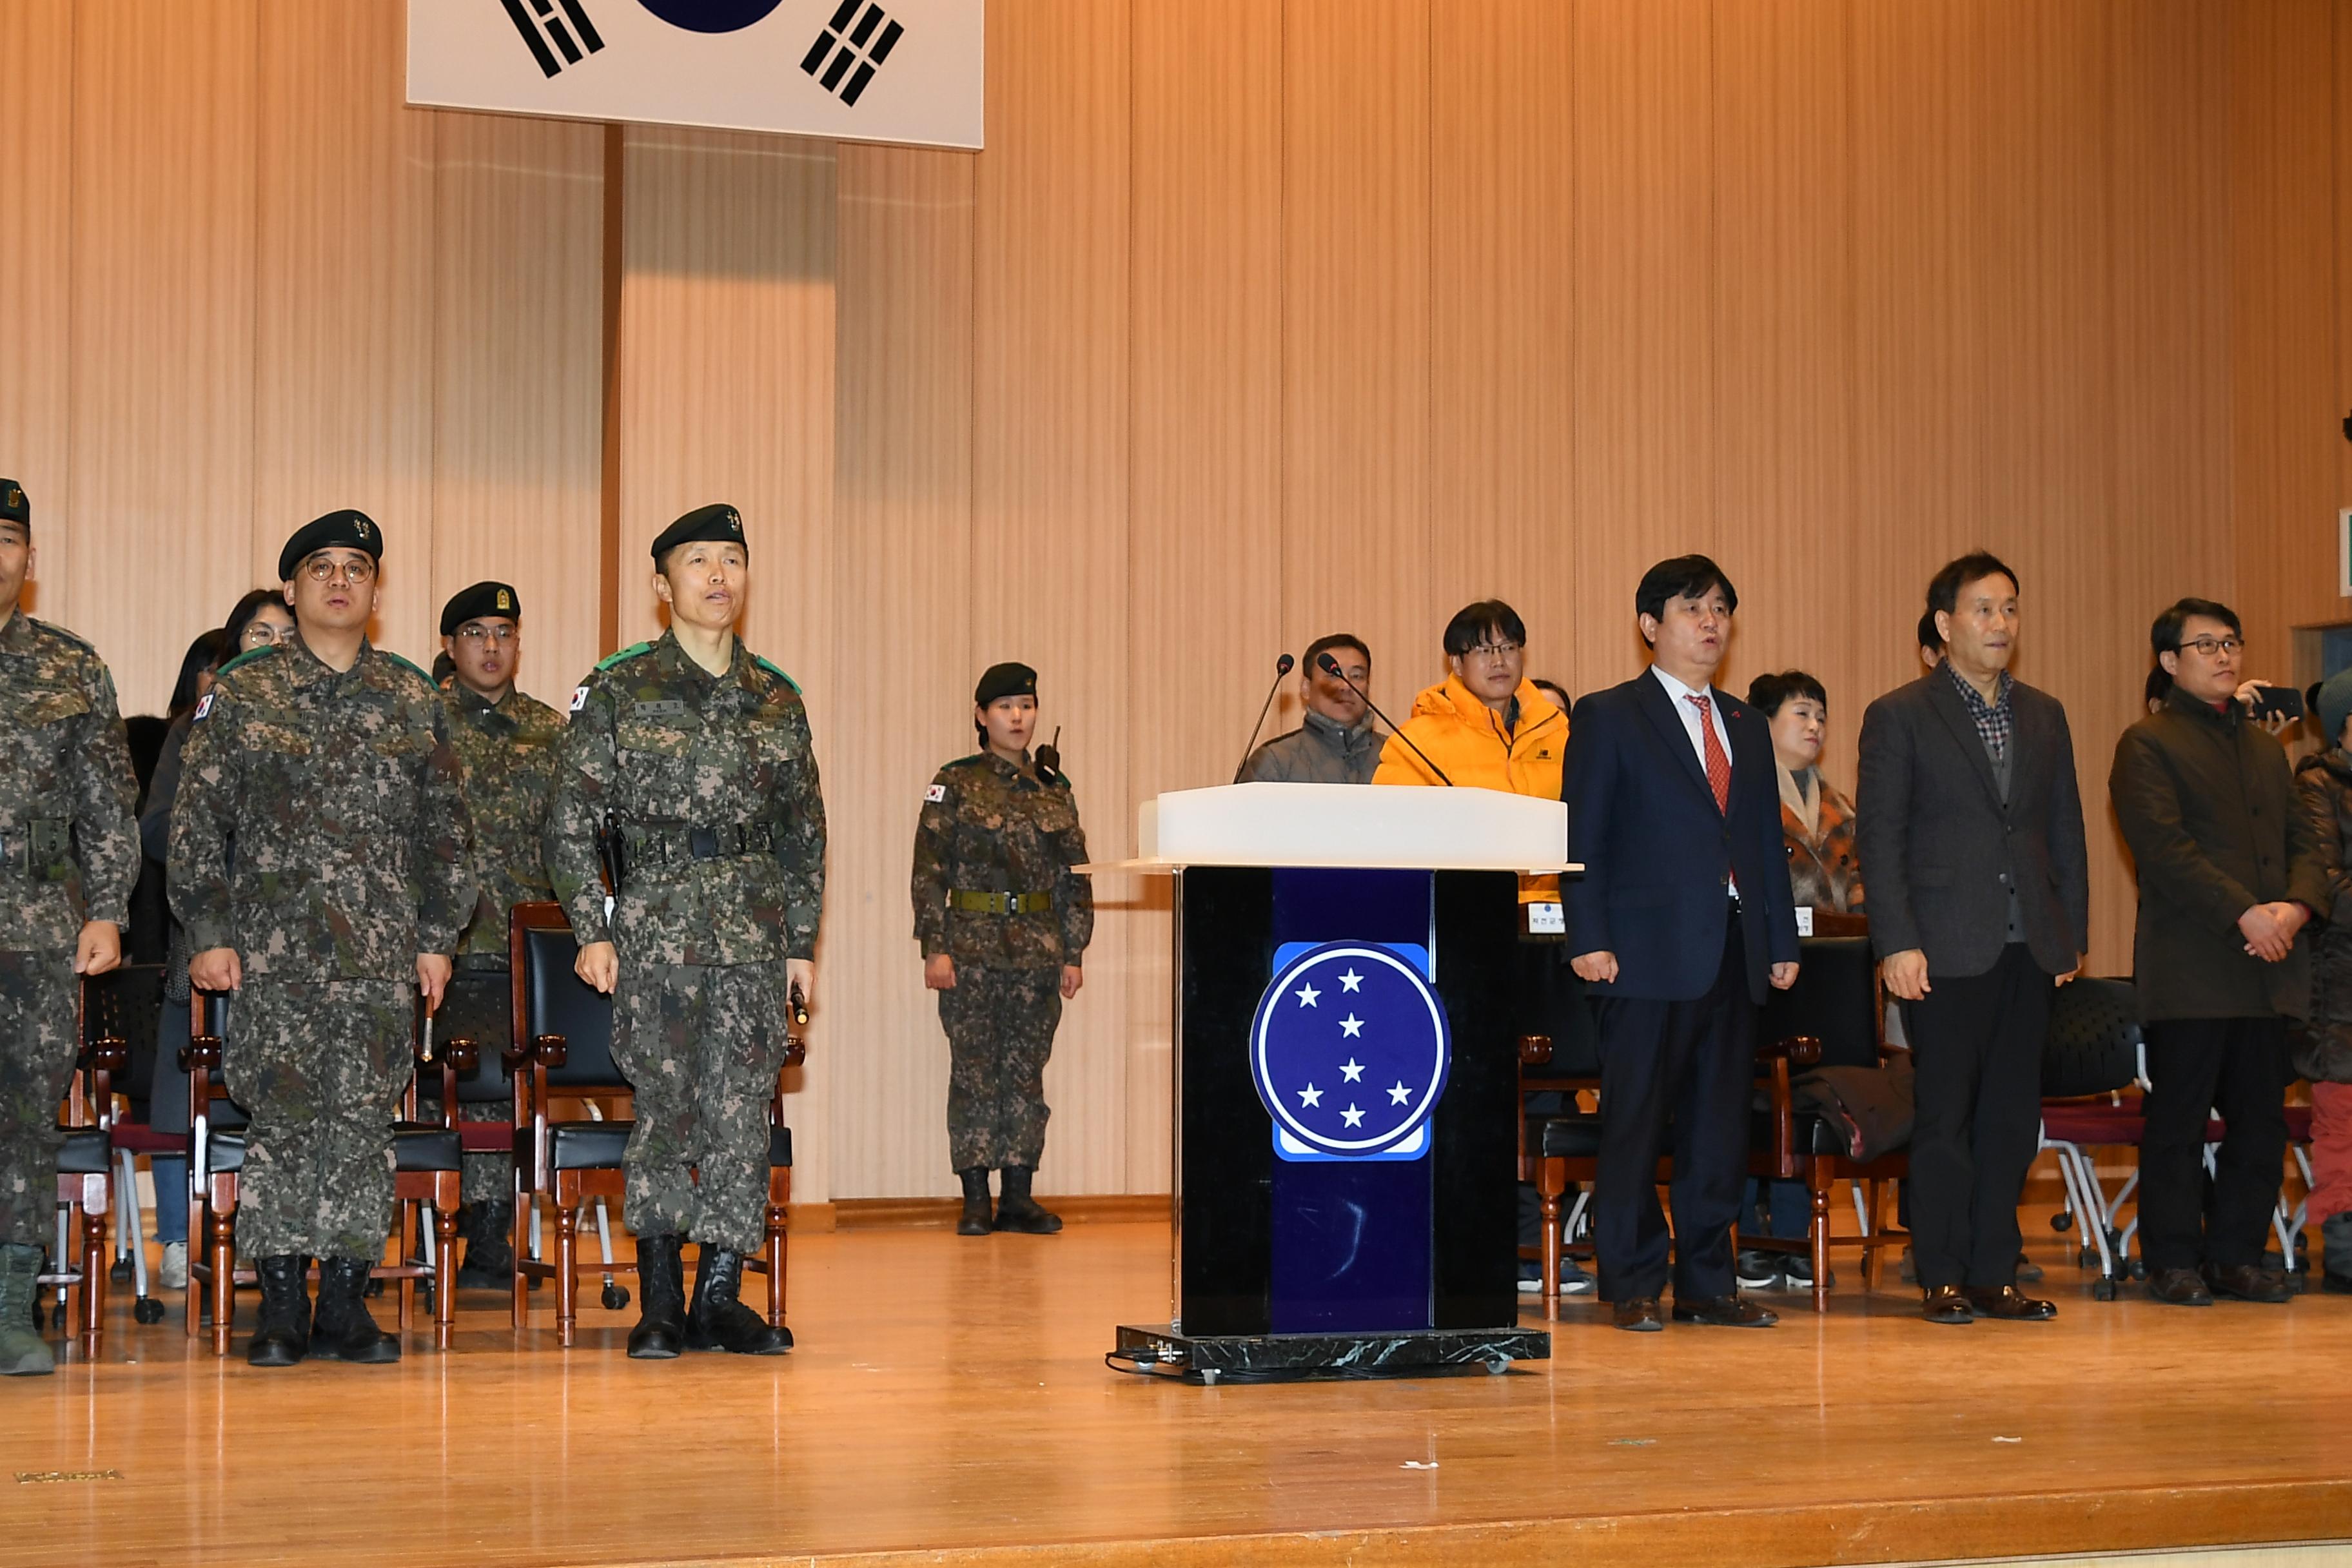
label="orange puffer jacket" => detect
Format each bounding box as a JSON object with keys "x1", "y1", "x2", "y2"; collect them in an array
[{"x1": 1373, "y1": 676, "x2": 1566, "y2": 899}]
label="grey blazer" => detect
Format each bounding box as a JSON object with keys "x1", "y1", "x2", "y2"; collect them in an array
[{"x1": 1853, "y1": 672, "x2": 2090, "y2": 979}]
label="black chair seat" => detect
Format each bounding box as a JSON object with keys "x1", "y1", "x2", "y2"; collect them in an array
[
  {"x1": 207, "y1": 1132, "x2": 246, "y2": 1173},
  {"x1": 1535, "y1": 1115, "x2": 1601, "y2": 1159},
  {"x1": 1539, "y1": 1110, "x2": 1876, "y2": 1162},
  {"x1": 1751, "y1": 1109, "x2": 1900, "y2": 1161},
  {"x1": 545, "y1": 1121, "x2": 793, "y2": 1170},
  {"x1": 56, "y1": 1128, "x2": 110, "y2": 1175},
  {"x1": 392, "y1": 1126, "x2": 463, "y2": 1173}
]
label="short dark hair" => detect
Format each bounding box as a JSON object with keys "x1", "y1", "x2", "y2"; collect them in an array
[
  {"x1": 1926, "y1": 551, "x2": 2019, "y2": 616},
  {"x1": 2150, "y1": 596, "x2": 2241, "y2": 656},
  {"x1": 1634, "y1": 556, "x2": 1738, "y2": 640},
  {"x1": 1531, "y1": 678, "x2": 1572, "y2": 720},
  {"x1": 1916, "y1": 609, "x2": 1941, "y2": 656},
  {"x1": 1304, "y1": 632, "x2": 1369, "y2": 673},
  {"x1": 1747, "y1": 669, "x2": 1827, "y2": 718},
  {"x1": 1442, "y1": 600, "x2": 1526, "y2": 658}
]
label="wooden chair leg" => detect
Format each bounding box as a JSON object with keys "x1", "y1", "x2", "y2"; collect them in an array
[
  {"x1": 1810, "y1": 1177, "x2": 1832, "y2": 1315},
  {"x1": 208, "y1": 1200, "x2": 236, "y2": 1357},
  {"x1": 1540, "y1": 1157, "x2": 1565, "y2": 1323},
  {"x1": 434, "y1": 1193, "x2": 459, "y2": 1351},
  {"x1": 78, "y1": 1175, "x2": 110, "y2": 1358},
  {"x1": 1862, "y1": 1179, "x2": 1884, "y2": 1289},
  {"x1": 765, "y1": 1168, "x2": 790, "y2": 1327},
  {"x1": 510, "y1": 1188, "x2": 531, "y2": 1329},
  {"x1": 553, "y1": 1202, "x2": 580, "y2": 1348},
  {"x1": 184, "y1": 1197, "x2": 205, "y2": 1339},
  {"x1": 395, "y1": 1200, "x2": 416, "y2": 1332}
]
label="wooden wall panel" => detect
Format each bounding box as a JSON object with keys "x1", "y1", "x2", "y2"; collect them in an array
[
  {"x1": 254, "y1": 0, "x2": 436, "y2": 663},
  {"x1": 64, "y1": 0, "x2": 259, "y2": 717},
  {"x1": 830, "y1": 145, "x2": 977, "y2": 1201},
  {"x1": 1282, "y1": 0, "x2": 1433, "y2": 716},
  {"x1": 0, "y1": 0, "x2": 74, "y2": 593},
  {"x1": 1128, "y1": 0, "x2": 1284, "y2": 1191},
  {"x1": 430, "y1": 112, "x2": 606, "y2": 711},
  {"x1": 971, "y1": 0, "x2": 1131, "y2": 1195},
  {"x1": 1429, "y1": 1, "x2": 1577, "y2": 694},
  {"x1": 1569, "y1": 0, "x2": 1716, "y2": 693},
  {"x1": 616, "y1": 126, "x2": 839, "y2": 1198}
]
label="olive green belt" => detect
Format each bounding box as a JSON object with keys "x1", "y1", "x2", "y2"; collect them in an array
[{"x1": 950, "y1": 890, "x2": 1054, "y2": 916}]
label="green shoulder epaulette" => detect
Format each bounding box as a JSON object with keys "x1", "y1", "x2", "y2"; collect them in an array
[
  {"x1": 215, "y1": 644, "x2": 281, "y2": 676},
  {"x1": 380, "y1": 650, "x2": 435, "y2": 685},
  {"x1": 944, "y1": 753, "x2": 989, "y2": 770},
  {"x1": 595, "y1": 640, "x2": 654, "y2": 672},
  {"x1": 753, "y1": 655, "x2": 802, "y2": 695}
]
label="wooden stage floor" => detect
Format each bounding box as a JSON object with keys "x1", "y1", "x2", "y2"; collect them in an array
[{"x1": 8, "y1": 1220, "x2": 2350, "y2": 1568}]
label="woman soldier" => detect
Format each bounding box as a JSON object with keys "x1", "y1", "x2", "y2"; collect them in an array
[
  {"x1": 912, "y1": 663, "x2": 1092, "y2": 1237},
  {"x1": 544, "y1": 503, "x2": 825, "y2": 1360}
]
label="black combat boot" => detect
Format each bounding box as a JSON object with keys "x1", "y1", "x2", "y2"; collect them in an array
[
  {"x1": 246, "y1": 1254, "x2": 311, "y2": 1368},
  {"x1": 957, "y1": 1168, "x2": 994, "y2": 1237},
  {"x1": 0, "y1": 1243, "x2": 55, "y2": 1377},
  {"x1": 456, "y1": 1200, "x2": 516, "y2": 1289},
  {"x1": 311, "y1": 1257, "x2": 400, "y2": 1364},
  {"x1": 627, "y1": 1233, "x2": 687, "y2": 1358},
  {"x1": 992, "y1": 1166, "x2": 1062, "y2": 1234},
  {"x1": 686, "y1": 1245, "x2": 791, "y2": 1355}
]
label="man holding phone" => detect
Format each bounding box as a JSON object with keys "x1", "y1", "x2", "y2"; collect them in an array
[{"x1": 2111, "y1": 598, "x2": 2329, "y2": 1307}]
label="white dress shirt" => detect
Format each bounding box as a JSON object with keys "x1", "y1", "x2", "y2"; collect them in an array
[{"x1": 1649, "y1": 663, "x2": 1738, "y2": 897}]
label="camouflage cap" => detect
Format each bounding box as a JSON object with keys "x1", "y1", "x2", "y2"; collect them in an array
[
  {"x1": 278, "y1": 508, "x2": 382, "y2": 581},
  {"x1": 440, "y1": 580, "x2": 521, "y2": 635},
  {"x1": 0, "y1": 479, "x2": 26, "y2": 528},
  {"x1": 651, "y1": 502, "x2": 746, "y2": 563}
]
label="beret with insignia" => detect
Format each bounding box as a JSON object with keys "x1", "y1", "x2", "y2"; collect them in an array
[
  {"x1": 440, "y1": 579, "x2": 522, "y2": 635},
  {"x1": 278, "y1": 507, "x2": 384, "y2": 582},
  {"x1": 0, "y1": 479, "x2": 26, "y2": 529},
  {"x1": 975, "y1": 662, "x2": 1037, "y2": 707},
  {"x1": 650, "y1": 502, "x2": 747, "y2": 564}
]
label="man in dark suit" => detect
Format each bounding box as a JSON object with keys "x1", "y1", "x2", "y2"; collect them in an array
[
  {"x1": 1855, "y1": 552, "x2": 2090, "y2": 1326},
  {"x1": 1563, "y1": 556, "x2": 1801, "y2": 1332}
]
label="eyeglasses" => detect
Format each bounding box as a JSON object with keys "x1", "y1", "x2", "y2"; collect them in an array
[
  {"x1": 240, "y1": 622, "x2": 287, "y2": 647},
  {"x1": 1465, "y1": 642, "x2": 1524, "y2": 662},
  {"x1": 455, "y1": 624, "x2": 517, "y2": 645},
  {"x1": 302, "y1": 556, "x2": 375, "y2": 585},
  {"x1": 2180, "y1": 636, "x2": 2244, "y2": 657}
]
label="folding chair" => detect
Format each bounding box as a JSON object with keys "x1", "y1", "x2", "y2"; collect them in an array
[{"x1": 2037, "y1": 977, "x2": 2146, "y2": 1300}]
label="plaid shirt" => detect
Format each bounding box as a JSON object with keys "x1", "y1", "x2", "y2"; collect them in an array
[{"x1": 1943, "y1": 658, "x2": 2014, "y2": 760}]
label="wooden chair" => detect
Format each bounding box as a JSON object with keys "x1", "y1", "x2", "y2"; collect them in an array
[
  {"x1": 1748, "y1": 912, "x2": 1910, "y2": 1312},
  {"x1": 41, "y1": 977, "x2": 126, "y2": 1359},
  {"x1": 1513, "y1": 972, "x2": 1603, "y2": 1294},
  {"x1": 507, "y1": 901, "x2": 800, "y2": 1345},
  {"x1": 182, "y1": 989, "x2": 468, "y2": 1354},
  {"x1": 89, "y1": 963, "x2": 173, "y2": 1324}
]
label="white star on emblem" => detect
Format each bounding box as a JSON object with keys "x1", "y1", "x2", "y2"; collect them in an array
[
  {"x1": 1339, "y1": 1014, "x2": 1364, "y2": 1039},
  {"x1": 1298, "y1": 1083, "x2": 1322, "y2": 1108},
  {"x1": 1293, "y1": 983, "x2": 1320, "y2": 1008},
  {"x1": 1342, "y1": 1104, "x2": 1366, "y2": 1128},
  {"x1": 1387, "y1": 1081, "x2": 1411, "y2": 1106},
  {"x1": 1338, "y1": 968, "x2": 1364, "y2": 992},
  {"x1": 1340, "y1": 1057, "x2": 1364, "y2": 1083}
]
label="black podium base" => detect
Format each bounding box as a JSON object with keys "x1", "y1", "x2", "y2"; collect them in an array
[{"x1": 1107, "y1": 1322, "x2": 1550, "y2": 1384}]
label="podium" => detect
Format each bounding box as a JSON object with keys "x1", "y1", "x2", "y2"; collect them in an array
[{"x1": 1099, "y1": 783, "x2": 1575, "y2": 1382}]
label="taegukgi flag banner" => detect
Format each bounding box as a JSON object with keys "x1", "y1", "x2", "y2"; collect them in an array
[{"x1": 408, "y1": 0, "x2": 983, "y2": 151}]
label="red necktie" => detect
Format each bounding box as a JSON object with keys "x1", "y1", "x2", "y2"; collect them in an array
[{"x1": 1687, "y1": 693, "x2": 1731, "y2": 815}]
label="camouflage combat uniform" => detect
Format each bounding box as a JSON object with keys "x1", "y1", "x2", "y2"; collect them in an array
[
  {"x1": 911, "y1": 752, "x2": 1093, "y2": 1171},
  {"x1": 168, "y1": 634, "x2": 474, "y2": 1261},
  {"x1": 544, "y1": 629, "x2": 825, "y2": 1256},
  {"x1": 0, "y1": 611, "x2": 138, "y2": 1248},
  {"x1": 438, "y1": 682, "x2": 565, "y2": 1201}
]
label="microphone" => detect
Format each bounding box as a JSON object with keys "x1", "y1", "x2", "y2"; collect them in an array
[
  {"x1": 1317, "y1": 652, "x2": 1453, "y2": 785},
  {"x1": 1231, "y1": 653, "x2": 1297, "y2": 782}
]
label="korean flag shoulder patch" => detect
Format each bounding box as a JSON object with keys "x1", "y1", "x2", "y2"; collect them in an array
[
  {"x1": 925, "y1": 783, "x2": 947, "y2": 803},
  {"x1": 569, "y1": 685, "x2": 591, "y2": 714},
  {"x1": 193, "y1": 692, "x2": 215, "y2": 721}
]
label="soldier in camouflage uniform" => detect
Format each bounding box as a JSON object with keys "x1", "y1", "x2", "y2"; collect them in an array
[
  {"x1": 433, "y1": 580, "x2": 564, "y2": 1288},
  {"x1": 913, "y1": 662, "x2": 1093, "y2": 1237},
  {"x1": 0, "y1": 480, "x2": 140, "y2": 1377},
  {"x1": 170, "y1": 509, "x2": 475, "y2": 1368},
  {"x1": 545, "y1": 503, "x2": 823, "y2": 1360}
]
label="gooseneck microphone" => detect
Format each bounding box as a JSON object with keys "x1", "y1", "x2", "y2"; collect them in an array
[
  {"x1": 1231, "y1": 653, "x2": 1297, "y2": 782},
  {"x1": 1317, "y1": 652, "x2": 1454, "y2": 785}
]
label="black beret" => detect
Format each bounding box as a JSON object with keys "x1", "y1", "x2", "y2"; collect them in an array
[
  {"x1": 650, "y1": 502, "x2": 746, "y2": 563},
  {"x1": 975, "y1": 662, "x2": 1037, "y2": 707},
  {"x1": 440, "y1": 580, "x2": 522, "y2": 636},
  {"x1": 0, "y1": 479, "x2": 25, "y2": 528},
  {"x1": 278, "y1": 509, "x2": 383, "y2": 582}
]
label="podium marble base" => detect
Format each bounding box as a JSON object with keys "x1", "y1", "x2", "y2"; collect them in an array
[{"x1": 1107, "y1": 1322, "x2": 1551, "y2": 1384}]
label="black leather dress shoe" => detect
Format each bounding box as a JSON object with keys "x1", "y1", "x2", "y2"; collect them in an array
[
  {"x1": 1612, "y1": 1296, "x2": 1664, "y2": 1333},
  {"x1": 2146, "y1": 1267, "x2": 2213, "y2": 1306},
  {"x1": 2203, "y1": 1262, "x2": 2291, "y2": 1304},
  {"x1": 1964, "y1": 1284, "x2": 2057, "y2": 1320},
  {"x1": 1671, "y1": 1294, "x2": 1777, "y2": 1328},
  {"x1": 1920, "y1": 1284, "x2": 1972, "y2": 1325}
]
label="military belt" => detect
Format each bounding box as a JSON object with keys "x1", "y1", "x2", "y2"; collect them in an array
[
  {"x1": 622, "y1": 822, "x2": 777, "y2": 866},
  {"x1": 0, "y1": 819, "x2": 72, "y2": 881},
  {"x1": 951, "y1": 890, "x2": 1054, "y2": 916}
]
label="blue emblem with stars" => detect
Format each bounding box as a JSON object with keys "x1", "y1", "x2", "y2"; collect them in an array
[{"x1": 1249, "y1": 941, "x2": 1451, "y2": 1161}]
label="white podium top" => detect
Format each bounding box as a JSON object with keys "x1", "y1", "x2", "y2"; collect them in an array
[{"x1": 1081, "y1": 782, "x2": 1578, "y2": 874}]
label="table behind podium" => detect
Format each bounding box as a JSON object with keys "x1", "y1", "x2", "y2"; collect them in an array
[{"x1": 1099, "y1": 783, "x2": 1574, "y2": 1382}]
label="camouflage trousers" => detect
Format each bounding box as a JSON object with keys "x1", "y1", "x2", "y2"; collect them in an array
[
  {"x1": 432, "y1": 966, "x2": 514, "y2": 1206},
  {"x1": 939, "y1": 964, "x2": 1063, "y2": 1171},
  {"x1": 223, "y1": 979, "x2": 413, "y2": 1262},
  {"x1": 0, "y1": 951, "x2": 77, "y2": 1250},
  {"x1": 611, "y1": 961, "x2": 790, "y2": 1256}
]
